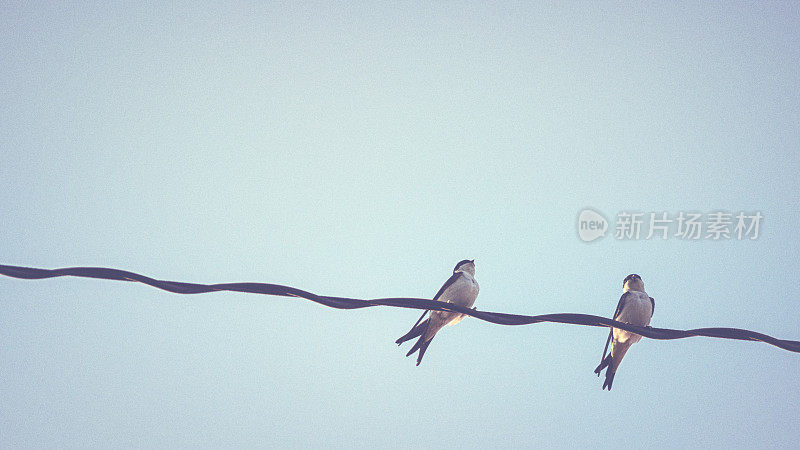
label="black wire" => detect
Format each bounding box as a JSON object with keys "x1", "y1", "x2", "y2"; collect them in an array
[{"x1": 2, "y1": 263, "x2": 798, "y2": 354}]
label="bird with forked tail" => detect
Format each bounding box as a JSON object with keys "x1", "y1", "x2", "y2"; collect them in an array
[
  {"x1": 396, "y1": 259, "x2": 480, "y2": 365},
  {"x1": 595, "y1": 273, "x2": 655, "y2": 390}
]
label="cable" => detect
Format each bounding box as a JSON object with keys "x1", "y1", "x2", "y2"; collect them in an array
[{"x1": 1, "y1": 263, "x2": 798, "y2": 354}]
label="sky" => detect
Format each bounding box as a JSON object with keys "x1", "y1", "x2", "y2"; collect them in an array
[{"x1": 2, "y1": 1, "x2": 799, "y2": 448}]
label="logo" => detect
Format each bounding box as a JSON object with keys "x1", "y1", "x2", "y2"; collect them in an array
[
  {"x1": 576, "y1": 209, "x2": 762, "y2": 242},
  {"x1": 577, "y1": 209, "x2": 609, "y2": 242}
]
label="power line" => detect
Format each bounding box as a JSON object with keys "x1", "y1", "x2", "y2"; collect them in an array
[{"x1": 1, "y1": 263, "x2": 798, "y2": 354}]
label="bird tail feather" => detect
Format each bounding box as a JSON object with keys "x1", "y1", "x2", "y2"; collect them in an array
[
  {"x1": 406, "y1": 334, "x2": 433, "y2": 366},
  {"x1": 595, "y1": 354, "x2": 616, "y2": 390},
  {"x1": 594, "y1": 354, "x2": 612, "y2": 376},
  {"x1": 598, "y1": 342, "x2": 630, "y2": 391},
  {"x1": 396, "y1": 317, "x2": 428, "y2": 345},
  {"x1": 397, "y1": 315, "x2": 433, "y2": 366},
  {"x1": 602, "y1": 369, "x2": 615, "y2": 391}
]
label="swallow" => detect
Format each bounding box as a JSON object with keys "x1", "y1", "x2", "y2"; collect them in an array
[
  {"x1": 594, "y1": 273, "x2": 655, "y2": 390},
  {"x1": 395, "y1": 259, "x2": 480, "y2": 365}
]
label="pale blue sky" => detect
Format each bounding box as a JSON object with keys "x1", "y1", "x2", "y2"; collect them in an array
[{"x1": 2, "y1": 2, "x2": 799, "y2": 448}]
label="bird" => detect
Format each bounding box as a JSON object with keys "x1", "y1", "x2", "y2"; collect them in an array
[
  {"x1": 395, "y1": 259, "x2": 480, "y2": 366},
  {"x1": 594, "y1": 273, "x2": 655, "y2": 390}
]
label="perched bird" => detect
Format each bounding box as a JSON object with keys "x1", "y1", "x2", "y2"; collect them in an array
[
  {"x1": 594, "y1": 273, "x2": 655, "y2": 390},
  {"x1": 396, "y1": 259, "x2": 480, "y2": 365}
]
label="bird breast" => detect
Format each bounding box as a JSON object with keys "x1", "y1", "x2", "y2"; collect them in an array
[
  {"x1": 613, "y1": 291, "x2": 652, "y2": 344},
  {"x1": 450, "y1": 273, "x2": 479, "y2": 309}
]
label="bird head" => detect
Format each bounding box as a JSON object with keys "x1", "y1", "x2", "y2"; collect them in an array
[
  {"x1": 623, "y1": 273, "x2": 645, "y2": 292},
  {"x1": 453, "y1": 259, "x2": 476, "y2": 276}
]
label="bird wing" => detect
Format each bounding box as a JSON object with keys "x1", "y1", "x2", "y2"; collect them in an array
[
  {"x1": 612, "y1": 291, "x2": 632, "y2": 320},
  {"x1": 649, "y1": 297, "x2": 655, "y2": 317},
  {"x1": 599, "y1": 292, "x2": 632, "y2": 366},
  {"x1": 432, "y1": 272, "x2": 462, "y2": 301}
]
